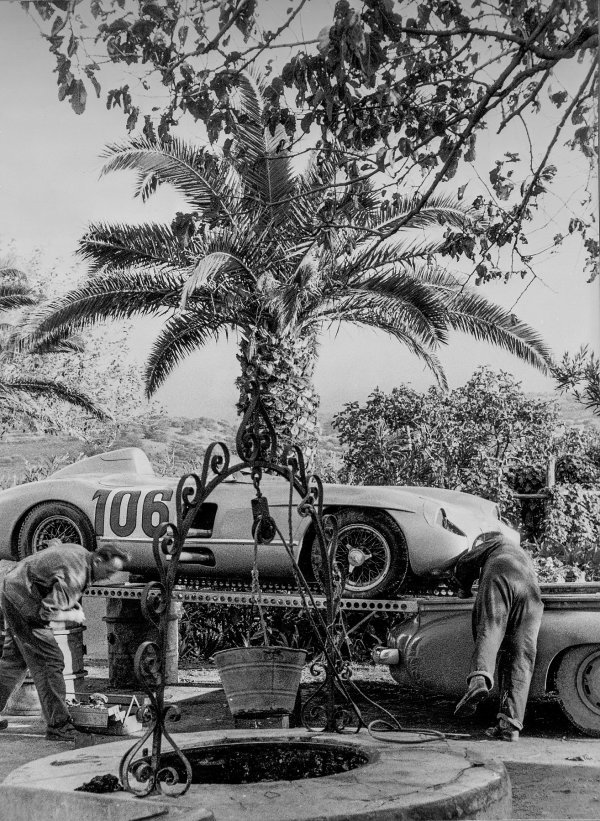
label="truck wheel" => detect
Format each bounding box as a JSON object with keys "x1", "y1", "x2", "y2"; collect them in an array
[
  {"x1": 311, "y1": 510, "x2": 409, "y2": 599},
  {"x1": 556, "y1": 644, "x2": 600, "y2": 737},
  {"x1": 17, "y1": 502, "x2": 96, "y2": 560}
]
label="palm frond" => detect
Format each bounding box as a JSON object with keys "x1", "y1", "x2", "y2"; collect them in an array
[
  {"x1": 181, "y1": 251, "x2": 256, "y2": 308},
  {"x1": 228, "y1": 70, "x2": 266, "y2": 155},
  {"x1": 227, "y1": 72, "x2": 296, "y2": 220},
  {"x1": 78, "y1": 222, "x2": 188, "y2": 275},
  {"x1": 444, "y1": 290, "x2": 553, "y2": 371},
  {"x1": 314, "y1": 288, "x2": 446, "y2": 349},
  {"x1": 0, "y1": 267, "x2": 27, "y2": 280},
  {"x1": 318, "y1": 313, "x2": 448, "y2": 389},
  {"x1": 19, "y1": 271, "x2": 186, "y2": 353},
  {"x1": 4, "y1": 326, "x2": 85, "y2": 356},
  {"x1": 366, "y1": 193, "x2": 474, "y2": 234},
  {"x1": 0, "y1": 286, "x2": 36, "y2": 312},
  {"x1": 346, "y1": 236, "x2": 452, "y2": 276},
  {"x1": 406, "y1": 265, "x2": 552, "y2": 370},
  {"x1": 100, "y1": 137, "x2": 241, "y2": 221},
  {"x1": 0, "y1": 378, "x2": 108, "y2": 419},
  {"x1": 145, "y1": 311, "x2": 234, "y2": 394},
  {"x1": 329, "y1": 268, "x2": 450, "y2": 341}
]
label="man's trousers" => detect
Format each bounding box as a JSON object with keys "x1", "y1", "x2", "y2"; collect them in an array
[
  {"x1": 0, "y1": 593, "x2": 71, "y2": 729},
  {"x1": 468, "y1": 549, "x2": 544, "y2": 730}
]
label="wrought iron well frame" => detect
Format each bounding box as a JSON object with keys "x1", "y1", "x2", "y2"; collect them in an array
[{"x1": 119, "y1": 390, "x2": 384, "y2": 797}]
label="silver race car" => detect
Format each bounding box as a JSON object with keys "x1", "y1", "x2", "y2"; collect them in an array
[{"x1": 0, "y1": 447, "x2": 518, "y2": 598}]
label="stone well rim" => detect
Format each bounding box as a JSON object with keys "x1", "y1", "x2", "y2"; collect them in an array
[{"x1": 1, "y1": 728, "x2": 512, "y2": 821}]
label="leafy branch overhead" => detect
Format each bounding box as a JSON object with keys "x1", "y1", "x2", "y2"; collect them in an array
[{"x1": 24, "y1": 0, "x2": 599, "y2": 278}]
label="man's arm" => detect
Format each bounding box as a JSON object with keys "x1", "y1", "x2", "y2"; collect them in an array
[
  {"x1": 38, "y1": 569, "x2": 86, "y2": 623},
  {"x1": 453, "y1": 534, "x2": 506, "y2": 596},
  {"x1": 452, "y1": 550, "x2": 479, "y2": 597}
]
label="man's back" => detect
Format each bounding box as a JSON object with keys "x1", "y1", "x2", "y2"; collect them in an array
[
  {"x1": 3, "y1": 544, "x2": 90, "y2": 622},
  {"x1": 454, "y1": 533, "x2": 538, "y2": 597}
]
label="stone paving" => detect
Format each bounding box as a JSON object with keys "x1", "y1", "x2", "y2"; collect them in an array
[{"x1": 0, "y1": 667, "x2": 599, "y2": 819}]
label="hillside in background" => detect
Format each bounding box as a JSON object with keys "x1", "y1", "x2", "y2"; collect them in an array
[
  {"x1": 0, "y1": 392, "x2": 597, "y2": 486},
  {"x1": 531, "y1": 393, "x2": 600, "y2": 430}
]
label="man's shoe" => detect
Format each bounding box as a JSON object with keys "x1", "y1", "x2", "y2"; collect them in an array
[
  {"x1": 46, "y1": 723, "x2": 92, "y2": 744},
  {"x1": 454, "y1": 675, "x2": 489, "y2": 717},
  {"x1": 485, "y1": 720, "x2": 520, "y2": 742},
  {"x1": 0, "y1": 718, "x2": 8, "y2": 731}
]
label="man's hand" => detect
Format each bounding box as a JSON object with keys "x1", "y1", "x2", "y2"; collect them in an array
[{"x1": 55, "y1": 604, "x2": 86, "y2": 625}]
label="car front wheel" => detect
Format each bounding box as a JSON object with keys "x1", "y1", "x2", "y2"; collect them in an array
[
  {"x1": 17, "y1": 502, "x2": 96, "y2": 560},
  {"x1": 556, "y1": 644, "x2": 600, "y2": 737},
  {"x1": 311, "y1": 510, "x2": 409, "y2": 599}
]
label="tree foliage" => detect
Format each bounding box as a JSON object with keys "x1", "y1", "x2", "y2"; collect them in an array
[
  {"x1": 0, "y1": 249, "x2": 158, "y2": 446},
  {"x1": 22, "y1": 74, "x2": 552, "y2": 455},
  {"x1": 333, "y1": 366, "x2": 557, "y2": 518},
  {"x1": 23, "y1": 0, "x2": 599, "y2": 278},
  {"x1": 0, "y1": 263, "x2": 107, "y2": 437},
  {"x1": 552, "y1": 346, "x2": 600, "y2": 416},
  {"x1": 332, "y1": 366, "x2": 600, "y2": 573}
]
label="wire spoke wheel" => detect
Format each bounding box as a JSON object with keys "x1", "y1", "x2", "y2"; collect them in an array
[
  {"x1": 336, "y1": 524, "x2": 392, "y2": 593},
  {"x1": 311, "y1": 510, "x2": 408, "y2": 599},
  {"x1": 17, "y1": 502, "x2": 96, "y2": 559},
  {"x1": 31, "y1": 515, "x2": 84, "y2": 552}
]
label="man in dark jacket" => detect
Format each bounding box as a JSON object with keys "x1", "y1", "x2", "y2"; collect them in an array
[
  {"x1": 0, "y1": 542, "x2": 128, "y2": 742},
  {"x1": 453, "y1": 532, "x2": 543, "y2": 741}
]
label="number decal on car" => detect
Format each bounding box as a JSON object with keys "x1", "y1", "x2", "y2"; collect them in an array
[
  {"x1": 141, "y1": 489, "x2": 173, "y2": 537},
  {"x1": 93, "y1": 489, "x2": 174, "y2": 538}
]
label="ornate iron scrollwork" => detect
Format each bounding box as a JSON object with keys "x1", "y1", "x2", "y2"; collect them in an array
[{"x1": 120, "y1": 384, "x2": 397, "y2": 796}]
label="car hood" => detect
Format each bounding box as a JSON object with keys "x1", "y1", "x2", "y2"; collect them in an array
[{"x1": 249, "y1": 477, "x2": 501, "y2": 529}]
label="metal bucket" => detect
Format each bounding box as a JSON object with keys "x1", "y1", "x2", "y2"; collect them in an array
[
  {"x1": 52, "y1": 624, "x2": 86, "y2": 676},
  {"x1": 5, "y1": 676, "x2": 41, "y2": 715},
  {"x1": 214, "y1": 646, "x2": 306, "y2": 718}
]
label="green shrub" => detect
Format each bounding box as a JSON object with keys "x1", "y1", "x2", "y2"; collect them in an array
[
  {"x1": 333, "y1": 367, "x2": 557, "y2": 527},
  {"x1": 539, "y1": 485, "x2": 600, "y2": 578},
  {"x1": 178, "y1": 603, "x2": 389, "y2": 665}
]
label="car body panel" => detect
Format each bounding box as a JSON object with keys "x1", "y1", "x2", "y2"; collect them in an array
[
  {"x1": 387, "y1": 596, "x2": 600, "y2": 698},
  {"x1": 0, "y1": 447, "x2": 519, "y2": 583}
]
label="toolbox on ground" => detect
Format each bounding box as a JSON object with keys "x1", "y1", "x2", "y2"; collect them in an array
[{"x1": 68, "y1": 692, "x2": 143, "y2": 735}]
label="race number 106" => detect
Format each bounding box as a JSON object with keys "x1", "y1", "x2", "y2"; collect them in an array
[{"x1": 92, "y1": 489, "x2": 174, "y2": 538}]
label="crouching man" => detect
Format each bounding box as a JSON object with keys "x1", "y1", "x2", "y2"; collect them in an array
[
  {"x1": 453, "y1": 532, "x2": 543, "y2": 741},
  {"x1": 0, "y1": 542, "x2": 129, "y2": 743}
]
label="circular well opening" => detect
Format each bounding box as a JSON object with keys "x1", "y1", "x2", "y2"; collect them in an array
[{"x1": 159, "y1": 740, "x2": 369, "y2": 784}]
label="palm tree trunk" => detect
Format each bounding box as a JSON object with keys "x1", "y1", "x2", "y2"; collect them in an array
[{"x1": 236, "y1": 329, "x2": 320, "y2": 462}]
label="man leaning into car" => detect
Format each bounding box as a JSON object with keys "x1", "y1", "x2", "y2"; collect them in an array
[
  {"x1": 0, "y1": 541, "x2": 129, "y2": 743},
  {"x1": 452, "y1": 531, "x2": 544, "y2": 741}
]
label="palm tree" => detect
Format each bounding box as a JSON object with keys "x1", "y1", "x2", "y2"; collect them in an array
[
  {"x1": 0, "y1": 266, "x2": 106, "y2": 430},
  {"x1": 24, "y1": 74, "x2": 552, "y2": 456}
]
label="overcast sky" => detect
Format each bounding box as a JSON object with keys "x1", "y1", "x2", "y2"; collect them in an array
[{"x1": 0, "y1": 1, "x2": 598, "y2": 421}]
